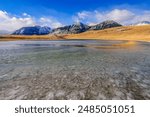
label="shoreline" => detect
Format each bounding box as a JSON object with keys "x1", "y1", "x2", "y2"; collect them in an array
[{"x1": 0, "y1": 36, "x2": 150, "y2": 43}]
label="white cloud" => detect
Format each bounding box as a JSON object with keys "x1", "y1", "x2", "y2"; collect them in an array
[
  {"x1": 131, "y1": 11, "x2": 150, "y2": 24},
  {"x1": 1, "y1": 8, "x2": 150, "y2": 33},
  {"x1": 22, "y1": 13, "x2": 31, "y2": 17},
  {"x1": 39, "y1": 17, "x2": 63, "y2": 28},
  {"x1": 0, "y1": 11, "x2": 9, "y2": 20},
  {"x1": 73, "y1": 9, "x2": 150, "y2": 25},
  {"x1": 105, "y1": 9, "x2": 135, "y2": 24},
  {"x1": 77, "y1": 11, "x2": 91, "y2": 20},
  {"x1": 73, "y1": 11, "x2": 97, "y2": 24},
  {"x1": 0, "y1": 10, "x2": 63, "y2": 32},
  {"x1": 0, "y1": 10, "x2": 35, "y2": 32}
]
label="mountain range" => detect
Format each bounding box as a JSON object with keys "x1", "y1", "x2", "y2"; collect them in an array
[
  {"x1": 12, "y1": 20, "x2": 122, "y2": 35},
  {"x1": 11, "y1": 20, "x2": 150, "y2": 35}
]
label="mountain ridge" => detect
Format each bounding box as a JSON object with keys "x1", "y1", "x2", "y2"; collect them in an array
[
  {"x1": 89, "y1": 20, "x2": 122, "y2": 30},
  {"x1": 12, "y1": 20, "x2": 122, "y2": 35},
  {"x1": 51, "y1": 22, "x2": 89, "y2": 34},
  {"x1": 12, "y1": 26, "x2": 51, "y2": 35}
]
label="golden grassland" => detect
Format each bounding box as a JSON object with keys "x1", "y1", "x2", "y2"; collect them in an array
[
  {"x1": 65, "y1": 25, "x2": 150, "y2": 42},
  {"x1": 0, "y1": 25, "x2": 150, "y2": 42}
]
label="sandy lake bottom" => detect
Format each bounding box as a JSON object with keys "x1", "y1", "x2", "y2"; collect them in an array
[{"x1": 0, "y1": 40, "x2": 150, "y2": 100}]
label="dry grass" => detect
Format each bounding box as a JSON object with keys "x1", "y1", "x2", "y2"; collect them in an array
[
  {"x1": 65, "y1": 25, "x2": 150, "y2": 42},
  {"x1": 0, "y1": 25, "x2": 150, "y2": 42}
]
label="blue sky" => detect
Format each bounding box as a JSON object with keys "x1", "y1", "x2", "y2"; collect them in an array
[
  {"x1": 0, "y1": 0, "x2": 150, "y2": 31},
  {"x1": 0, "y1": 0, "x2": 150, "y2": 14}
]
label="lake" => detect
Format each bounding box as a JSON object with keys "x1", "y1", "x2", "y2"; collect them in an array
[{"x1": 0, "y1": 40, "x2": 150, "y2": 100}]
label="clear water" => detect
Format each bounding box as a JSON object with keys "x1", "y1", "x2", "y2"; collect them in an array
[{"x1": 0, "y1": 40, "x2": 150, "y2": 100}]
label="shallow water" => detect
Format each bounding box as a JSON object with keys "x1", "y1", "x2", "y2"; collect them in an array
[{"x1": 0, "y1": 40, "x2": 150, "y2": 100}]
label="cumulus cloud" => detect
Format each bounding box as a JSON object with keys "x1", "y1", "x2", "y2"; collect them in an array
[
  {"x1": 39, "y1": 17, "x2": 63, "y2": 28},
  {"x1": 0, "y1": 11, "x2": 8, "y2": 19},
  {"x1": 105, "y1": 9, "x2": 135, "y2": 24},
  {"x1": 73, "y1": 11, "x2": 98, "y2": 25},
  {"x1": 73, "y1": 9, "x2": 150, "y2": 25},
  {"x1": 0, "y1": 10, "x2": 63, "y2": 32},
  {"x1": 131, "y1": 11, "x2": 150, "y2": 23},
  {"x1": 1, "y1": 8, "x2": 150, "y2": 32},
  {"x1": 0, "y1": 10, "x2": 36, "y2": 32}
]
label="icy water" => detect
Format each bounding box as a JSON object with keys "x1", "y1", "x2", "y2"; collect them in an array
[{"x1": 0, "y1": 40, "x2": 150, "y2": 100}]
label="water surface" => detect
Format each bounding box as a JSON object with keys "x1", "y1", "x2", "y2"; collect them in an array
[{"x1": 0, "y1": 40, "x2": 150, "y2": 100}]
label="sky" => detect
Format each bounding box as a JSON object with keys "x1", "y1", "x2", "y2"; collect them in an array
[{"x1": 0, "y1": 0, "x2": 150, "y2": 31}]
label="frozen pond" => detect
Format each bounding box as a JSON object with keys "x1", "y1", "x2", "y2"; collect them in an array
[{"x1": 0, "y1": 40, "x2": 150, "y2": 100}]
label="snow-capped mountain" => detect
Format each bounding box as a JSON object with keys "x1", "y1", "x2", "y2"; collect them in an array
[{"x1": 12, "y1": 26, "x2": 51, "y2": 35}]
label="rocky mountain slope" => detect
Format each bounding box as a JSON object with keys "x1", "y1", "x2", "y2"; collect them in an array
[
  {"x1": 52, "y1": 20, "x2": 122, "y2": 34},
  {"x1": 12, "y1": 26, "x2": 51, "y2": 35},
  {"x1": 51, "y1": 22, "x2": 89, "y2": 34},
  {"x1": 89, "y1": 20, "x2": 122, "y2": 30}
]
